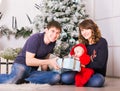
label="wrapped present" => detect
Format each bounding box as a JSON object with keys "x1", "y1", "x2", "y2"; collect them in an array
[{"x1": 54, "y1": 57, "x2": 81, "y2": 73}]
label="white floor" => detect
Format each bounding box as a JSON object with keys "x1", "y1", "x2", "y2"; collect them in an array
[
  {"x1": 48, "y1": 77, "x2": 120, "y2": 91},
  {"x1": 0, "y1": 77, "x2": 119, "y2": 91}
]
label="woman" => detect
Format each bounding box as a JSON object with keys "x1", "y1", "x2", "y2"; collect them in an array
[{"x1": 61, "y1": 19, "x2": 108, "y2": 87}]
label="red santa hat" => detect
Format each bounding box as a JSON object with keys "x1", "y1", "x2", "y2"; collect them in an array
[{"x1": 70, "y1": 43, "x2": 87, "y2": 56}]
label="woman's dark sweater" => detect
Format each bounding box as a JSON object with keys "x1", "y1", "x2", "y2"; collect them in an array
[{"x1": 86, "y1": 37, "x2": 108, "y2": 76}]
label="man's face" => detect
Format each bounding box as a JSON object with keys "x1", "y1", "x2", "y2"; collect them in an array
[{"x1": 45, "y1": 27, "x2": 61, "y2": 42}]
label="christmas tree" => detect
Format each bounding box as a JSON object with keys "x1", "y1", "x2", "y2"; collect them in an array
[{"x1": 33, "y1": 0, "x2": 88, "y2": 57}]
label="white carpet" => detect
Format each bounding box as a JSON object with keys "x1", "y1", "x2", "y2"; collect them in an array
[
  {"x1": 0, "y1": 83, "x2": 51, "y2": 91},
  {"x1": 0, "y1": 77, "x2": 120, "y2": 91}
]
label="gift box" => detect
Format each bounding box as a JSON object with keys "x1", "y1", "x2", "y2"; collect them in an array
[{"x1": 54, "y1": 57, "x2": 81, "y2": 73}]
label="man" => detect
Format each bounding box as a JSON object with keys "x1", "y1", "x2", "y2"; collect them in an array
[{"x1": 0, "y1": 20, "x2": 62, "y2": 85}]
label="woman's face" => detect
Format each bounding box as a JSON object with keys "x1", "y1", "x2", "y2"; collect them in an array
[{"x1": 80, "y1": 28, "x2": 92, "y2": 40}]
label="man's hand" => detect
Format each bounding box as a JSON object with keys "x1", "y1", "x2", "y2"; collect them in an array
[
  {"x1": 41, "y1": 65, "x2": 49, "y2": 71},
  {"x1": 49, "y1": 57, "x2": 60, "y2": 70}
]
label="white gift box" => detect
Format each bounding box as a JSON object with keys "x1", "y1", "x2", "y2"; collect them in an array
[{"x1": 54, "y1": 57, "x2": 81, "y2": 73}]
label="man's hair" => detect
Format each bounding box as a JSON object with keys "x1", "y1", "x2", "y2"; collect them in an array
[{"x1": 47, "y1": 20, "x2": 62, "y2": 32}]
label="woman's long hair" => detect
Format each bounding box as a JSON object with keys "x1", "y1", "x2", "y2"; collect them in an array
[{"x1": 78, "y1": 19, "x2": 101, "y2": 45}]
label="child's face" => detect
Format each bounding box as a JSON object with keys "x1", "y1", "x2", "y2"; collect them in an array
[{"x1": 74, "y1": 46, "x2": 84, "y2": 58}]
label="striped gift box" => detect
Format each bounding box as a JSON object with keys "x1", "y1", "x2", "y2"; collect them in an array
[{"x1": 55, "y1": 57, "x2": 81, "y2": 73}]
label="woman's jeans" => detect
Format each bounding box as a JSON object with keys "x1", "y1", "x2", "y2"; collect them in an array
[
  {"x1": 0, "y1": 63, "x2": 60, "y2": 85},
  {"x1": 61, "y1": 71, "x2": 105, "y2": 87}
]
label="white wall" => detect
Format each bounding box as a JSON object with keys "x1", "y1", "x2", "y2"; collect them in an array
[
  {"x1": 0, "y1": 0, "x2": 40, "y2": 50},
  {"x1": 86, "y1": 0, "x2": 120, "y2": 77},
  {"x1": 0, "y1": 0, "x2": 41, "y2": 29}
]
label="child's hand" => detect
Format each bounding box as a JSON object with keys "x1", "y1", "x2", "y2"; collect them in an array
[
  {"x1": 72, "y1": 55, "x2": 79, "y2": 60},
  {"x1": 81, "y1": 64, "x2": 86, "y2": 68},
  {"x1": 75, "y1": 57, "x2": 79, "y2": 60}
]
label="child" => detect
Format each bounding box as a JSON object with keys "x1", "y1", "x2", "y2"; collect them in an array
[{"x1": 70, "y1": 43, "x2": 94, "y2": 87}]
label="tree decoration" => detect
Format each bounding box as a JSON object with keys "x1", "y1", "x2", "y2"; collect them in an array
[{"x1": 34, "y1": 0, "x2": 89, "y2": 57}]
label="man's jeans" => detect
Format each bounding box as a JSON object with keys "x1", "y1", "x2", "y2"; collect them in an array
[{"x1": 0, "y1": 63, "x2": 60, "y2": 85}]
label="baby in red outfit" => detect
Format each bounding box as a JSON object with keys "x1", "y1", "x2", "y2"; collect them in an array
[{"x1": 70, "y1": 43, "x2": 94, "y2": 87}]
